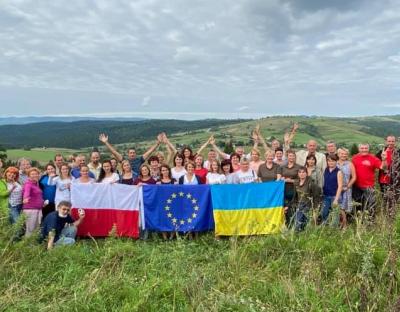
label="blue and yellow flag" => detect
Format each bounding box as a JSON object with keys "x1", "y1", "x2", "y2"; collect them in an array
[
  {"x1": 143, "y1": 185, "x2": 214, "y2": 232},
  {"x1": 211, "y1": 181, "x2": 285, "y2": 236}
]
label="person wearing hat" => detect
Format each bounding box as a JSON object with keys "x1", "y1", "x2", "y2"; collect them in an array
[{"x1": 0, "y1": 167, "x2": 23, "y2": 223}]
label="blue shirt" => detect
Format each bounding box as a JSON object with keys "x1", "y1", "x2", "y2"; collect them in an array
[
  {"x1": 71, "y1": 168, "x2": 95, "y2": 179},
  {"x1": 129, "y1": 156, "x2": 145, "y2": 177},
  {"x1": 40, "y1": 211, "x2": 75, "y2": 242},
  {"x1": 39, "y1": 175, "x2": 56, "y2": 204}
]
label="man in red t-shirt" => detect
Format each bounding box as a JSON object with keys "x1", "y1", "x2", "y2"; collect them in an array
[{"x1": 352, "y1": 143, "x2": 387, "y2": 216}]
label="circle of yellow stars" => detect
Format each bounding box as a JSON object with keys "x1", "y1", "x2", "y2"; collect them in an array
[{"x1": 164, "y1": 191, "x2": 200, "y2": 227}]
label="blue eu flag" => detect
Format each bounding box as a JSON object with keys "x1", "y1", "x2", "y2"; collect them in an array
[{"x1": 143, "y1": 185, "x2": 214, "y2": 232}]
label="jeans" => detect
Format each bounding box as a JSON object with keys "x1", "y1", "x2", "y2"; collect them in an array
[
  {"x1": 294, "y1": 203, "x2": 310, "y2": 232},
  {"x1": 55, "y1": 225, "x2": 77, "y2": 246},
  {"x1": 321, "y1": 196, "x2": 335, "y2": 222},
  {"x1": 9, "y1": 203, "x2": 22, "y2": 224}
]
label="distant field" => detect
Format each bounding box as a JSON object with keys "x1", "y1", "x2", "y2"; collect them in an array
[{"x1": 6, "y1": 148, "x2": 81, "y2": 164}]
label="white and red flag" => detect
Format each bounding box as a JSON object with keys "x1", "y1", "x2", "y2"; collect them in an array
[{"x1": 71, "y1": 183, "x2": 140, "y2": 238}]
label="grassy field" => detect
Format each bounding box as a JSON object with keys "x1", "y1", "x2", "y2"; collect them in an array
[
  {"x1": 6, "y1": 148, "x2": 83, "y2": 164},
  {"x1": 0, "y1": 210, "x2": 399, "y2": 311}
]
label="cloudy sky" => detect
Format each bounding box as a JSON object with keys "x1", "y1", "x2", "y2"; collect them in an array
[{"x1": 1, "y1": 0, "x2": 400, "y2": 119}]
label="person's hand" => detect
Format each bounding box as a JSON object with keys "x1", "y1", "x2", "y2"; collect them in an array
[
  {"x1": 157, "y1": 133, "x2": 163, "y2": 143},
  {"x1": 255, "y1": 124, "x2": 261, "y2": 134},
  {"x1": 49, "y1": 172, "x2": 57, "y2": 177},
  {"x1": 381, "y1": 150, "x2": 387, "y2": 161},
  {"x1": 292, "y1": 122, "x2": 299, "y2": 132},
  {"x1": 284, "y1": 132, "x2": 290, "y2": 144},
  {"x1": 99, "y1": 133, "x2": 108, "y2": 143},
  {"x1": 209, "y1": 136, "x2": 215, "y2": 145},
  {"x1": 333, "y1": 200, "x2": 338, "y2": 206},
  {"x1": 23, "y1": 198, "x2": 29, "y2": 204},
  {"x1": 284, "y1": 206, "x2": 289, "y2": 213},
  {"x1": 78, "y1": 209, "x2": 85, "y2": 219},
  {"x1": 66, "y1": 183, "x2": 71, "y2": 190}
]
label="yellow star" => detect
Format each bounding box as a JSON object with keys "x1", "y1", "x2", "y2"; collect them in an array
[
  {"x1": 172, "y1": 193, "x2": 177, "y2": 198},
  {"x1": 167, "y1": 199, "x2": 172, "y2": 204},
  {"x1": 186, "y1": 193, "x2": 192, "y2": 199},
  {"x1": 187, "y1": 218, "x2": 192, "y2": 223},
  {"x1": 172, "y1": 218, "x2": 177, "y2": 223},
  {"x1": 194, "y1": 206, "x2": 199, "y2": 211},
  {"x1": 164, "y1": 206, "x2": 170, "y2": 211},
  {"x1": 167, "y1": 213, "x2": 172, "y2": 218},
  {"x1": 192, "y1": 213, "x2": 197, "y2": 218},
  {"x1": 179, "y1": 192, "x2": 184, "y2": 197},
  {"x1": 191, "y1": 198, "x2": 197, "y2": 204},
  {"x1": 180, "y1": 220, "x2": 185, "y2": 225}
]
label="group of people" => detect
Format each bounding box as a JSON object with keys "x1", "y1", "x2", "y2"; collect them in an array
[{"x1": 0, "y1": 123, "x2": 398, "y2": 248}]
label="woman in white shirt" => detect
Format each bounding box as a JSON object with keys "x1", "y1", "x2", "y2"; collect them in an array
[
  {"x1": 178, "y1": 161, "x2": 202, "y2": 185},
  {"x1": 98, "y1": 160, "x2": 120, "y2": 184},
  {"x1": 206, "y1": 160, "x2": 226, "y2": 185},
  {"x1": 48, "y1": 163, "x2": 73, "y2": 207},
  {"x1": 171, "y1": 153, "x2": 186, "y2": 181}
]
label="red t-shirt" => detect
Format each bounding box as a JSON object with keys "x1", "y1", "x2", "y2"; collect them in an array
[
  {"x1": 194, "y1": 168, "x2": 208, "y2": 184},
  {"x1": 352, "y1": 153, "x2": 381, "y2": 189}
]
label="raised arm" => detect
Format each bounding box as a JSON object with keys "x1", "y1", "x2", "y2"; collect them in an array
[
  {"x1": 162, "y1": 133, "x2": 178, "y2": 155},
  {"x1": 209, "y1": 136, "x2": 229, "y2": 159},
  {"x1": 142, "y1": 136, "x2": 162, "y2": 160},
  {"x1": 195, "y1": 136, "x2": 211, "y2": 156},
  {"x1": 284, "y1": 122, "x2": 298, "y2": 150},
  {"x1": 255, "y1": 126, "x2": 270, "y2": 152},
  {"x1": 99, "y1": 133, "x2": 123, "y2": 162}
]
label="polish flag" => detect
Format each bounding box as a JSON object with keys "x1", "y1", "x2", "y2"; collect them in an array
[{"x1": 71, "y1": 183, "x2": 140, "y2": 238}]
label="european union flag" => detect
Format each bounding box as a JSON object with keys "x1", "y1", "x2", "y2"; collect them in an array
[{"x1": 143, "y1": 185, "x2": 214, "y2": 232}]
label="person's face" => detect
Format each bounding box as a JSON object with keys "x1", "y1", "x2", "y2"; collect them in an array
[
  {"x1": 306, "y1": 158, "x2": 316, "y2": 167},
  {"x1": 6, "y1": 171, "x2": 16, "y2": 182},
  {"x1": 186, "y1": 164, "x2": 194, "y2": 174},
  {"x1": 110, "y1": 159, "x2": 117, "y2": 169},
  {"x1": 208, "y1": 151, "x2": 216, "y2": 160},
  {"x1": 91, "y1": 152, "x2": 100, "y2": 164},
  {"x1": 326, "y1": 143, "x2": 336, "y2": 153},
  {"x1": 161, "y1": 167, "x2": 169, "y2": 178},
  {"x1": 128, "y1": 149, "x2": 136, "y2": 160},
  {"x1": 195, "y1": 156, "x2": 203, "y2": 166},
  {"x1": 175, "y1": 156, "x2": 183, "y2": 166},
  {"x1": 150, "y1": 160, "x2": 159, "y2": 169},
  {"x1": 359, "y1": 145, "x2": 369, "y2": 154},
  {"x1": 275, "y1": 151, "x2": 283, "y2": 160},
  {"x1": 46, "y1": 166, "x2": 56, "y2": 176},
  {"x1": 122, "y1": 162, "x2": 131, "y2": 173},
  {"x1": 61, "y1": 166, "x2": 69, "y2": 177},
  {"x1": 266, "y1": 154, "x2": 274, "y2": 163},
  {"x1": 80, "y1": 167, "x2": 89, "y2": 177},
  {"x1": 222, "y1": 164, "x2": 231, "y2": 173},
  {"x1": 307, "y1": 141, "x2": 317, "y2": 153},
  {"x1": 387, "y1": 137, "x2": 396, "y2": 149},
  {"x1": 211, "y1": 162, "x2": 218, "y2": 172},
  {"x1": 339, "y1": 150, "x2": 348, "y2": 161},
  {"x1": 141, "y1": 166, "x2": 150, "y2": 177},
  {"x1": 327, "y1": 159, "x2": 337, "y2": 168},
  {"x1": 235, "y1": 147, "x2": 244, "y2": 156},
  {"x1": 29, "y1": 170, "x2": 39, "y2": 182},
  {"x1": 287, "y1": 153, "x2": 296, "y2": 163},
  {"x1": 298, "y1": 170, "x2": 307, "y2": 179},
  {"x1": 58, "y1": 205, "x2": 70, "y2": 218},
  {"x1": 231, "y1": 155, "x2": 239, "y2": 165},
  {"x1": 272, "y1": 140, "x2": 280, "y2": 150},
  {"x1": 183, "y1": 149, "x2": 191, "y2": 158},
  {"x1": 79, "y1": 157, "x2": 86, "y2": 167},
  {"x1": 103, "y1": 162, "x2": 112, "y2": 173},
  {"x1": 251, "y1": 152, "x2": 259, "y2": 161},
  {"x1": 21, "y1": 160, "x2": 31, "y2": 172},
  {"x1": 55, "y1": 156, "x2": 64, "y2": 167},
  {"x1": 240, "y1": 162, "x2": 250, "y2": 171}
]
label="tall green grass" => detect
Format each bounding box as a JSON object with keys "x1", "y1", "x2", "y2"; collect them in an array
[{"x1": 0, "y1": 210, "x2": 399, "y2": 311}]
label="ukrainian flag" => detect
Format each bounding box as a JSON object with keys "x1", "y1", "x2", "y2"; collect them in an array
[{"x1": 211, "y1": 181, "x2": 285, "y2": 236}]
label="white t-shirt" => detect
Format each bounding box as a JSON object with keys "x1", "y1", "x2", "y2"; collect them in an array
[
  {"x1": 206, "y1": 172, "x2": 226, "y2": 185},
  {"x1": 183, "y1": 174, "x2": 199, "y2": 185},
  {"x1": 171, "y1": 167, "x2": 186, "y2": 181},
  {"x1": 232, "y1": 169, "x2": 258, "y2": 184},
  {"x1": 100, "y1": 173, "x2": 120, "y2": 184}
]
